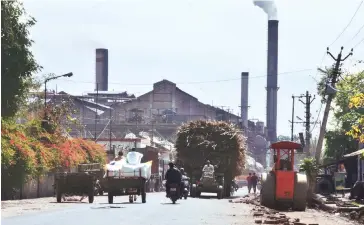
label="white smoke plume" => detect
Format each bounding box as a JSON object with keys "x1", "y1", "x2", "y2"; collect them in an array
[{"x1": 253, "y1": 0, "x2": 278, "y2": 20}]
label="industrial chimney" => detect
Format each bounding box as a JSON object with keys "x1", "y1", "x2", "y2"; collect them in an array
[
  {"x1": 241, "y1": 72, "x2": 249, "y2": 129},
  {"x1": 95, "y1": 48, "x2": 108, "y2": 91},
  {"x1": 266, "y1": 20, "x2": 279, "y2": 143}
]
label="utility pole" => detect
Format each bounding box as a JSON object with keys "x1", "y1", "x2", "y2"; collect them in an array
[
  {"x1": 289, "y1": 95, "x2": 305, "y2": 141},
  {"x1": 315, "y1": 47, "x2": 353, "y2": 162},
  {"x1": 94, "y1": 83, "x2": 99, "y2": 142},
  {"x1": 109, "y1": 108, "x2": 112, "y2": 152},
  {"x1": 299, "y1": 91, "x2": 315, "y2": 156}
]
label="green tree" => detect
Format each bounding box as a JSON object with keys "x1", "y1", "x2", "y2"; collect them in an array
[
  {"x1": 1, "y1": 1, "x2": 41, "y2": 118},
  {"x1": 318, "y1": 70, "x2": 364, "y2": 162}
]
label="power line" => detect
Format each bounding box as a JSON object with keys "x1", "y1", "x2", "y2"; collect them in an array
[
  {"x1": 353, "y1": 37, "x2": 364, "y2": 48},
  {"x1": 329, "y1": 0, "x2": 363, "y2": 47},
  {"x1": 55, "y1": 68, "x2": 313, "y2": 86},
  {"x1": 351, "y1": 23, "x2": 364, "y2": 41}
]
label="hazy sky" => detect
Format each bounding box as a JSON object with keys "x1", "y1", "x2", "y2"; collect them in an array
[{"x1": 23, "y1": 0, "x2": 364, "y2": 137}]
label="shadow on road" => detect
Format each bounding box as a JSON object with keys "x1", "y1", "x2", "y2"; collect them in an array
[
  {"x1": 160, "y1": 202, "x2": 180, "y2": 205},
  {"x1": 91, "y1": 206, "x2": 125, "y2": 209},
  {"x1": 99, "y1": 202, "x2": 143, "y2": 205},
  {"x1": 49, "y1": 201, "x2": 88, "y2": 204}
]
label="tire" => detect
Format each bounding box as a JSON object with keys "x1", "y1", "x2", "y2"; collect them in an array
[
  {"x1": 108, "y1": 193, "x2": 113, "y2": 204},
  {"x1": 56, "y1": 185, "x2": 62, "y2": 203},
  {"x1": 293, "y1": 173, "x2": 308, "y2": 211},
  {"x1": 99, "y1": 190, "x2": 104, "y2": 196},
  {"x1": 88, "y1": 194, "x2": 94, "y2": 203},
  {"x1": 217, "y1": 191, "x2": 222, "y2": 199},
  {"x1": 190, "y1": 187, "x2": 196, "y2": 198},
  {"x1": 184, "y1": 193, "x2": 188, "y2": 200},
  {"x1": 260, "y1": 173, "x2": 276, "y2": 208},
  {"x1": 196, "y1": 191, "x2": 201, "y2": 197},
  {"x1": 129, "y1": 196, "x2": 134, "y2": 203},
  {"x1": 141, "y1": 192, "x2": 146, "y2": 203}
]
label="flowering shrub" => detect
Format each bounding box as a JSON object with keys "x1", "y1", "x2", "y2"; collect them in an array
[{"x1": 1, "y1": 118, "x2": 106, "y2": 189}]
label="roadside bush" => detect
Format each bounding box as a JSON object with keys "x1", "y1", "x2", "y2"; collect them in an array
[{"x1": 1, "y1": 118, "x2": 106, "y2": 191}]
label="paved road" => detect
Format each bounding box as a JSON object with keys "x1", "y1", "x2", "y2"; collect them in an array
[{"x1": 2, "y1": 189, "x2": 255, "y2": 225}]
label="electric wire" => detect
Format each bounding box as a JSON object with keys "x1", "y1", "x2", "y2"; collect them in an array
[
  {"x1": 329, "y1": 0, "x2": 363, "y2": 47},
  {"x1": 351, "y1": 23, "x2": 364, "y2": 41},
  {"x1": 55, "y1": 68, "x2": 313, "y2": 86},
  {"x1": 353, "y1": 36, "x2": 364, "y2": 48}
]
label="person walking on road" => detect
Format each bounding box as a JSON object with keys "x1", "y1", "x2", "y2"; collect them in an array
[
  {"x1": 251, "y1": 173, "x2": 258, "y2": 194},
  {"x1": 247, "y1": 173, "x2": 252, "y2": 194}
]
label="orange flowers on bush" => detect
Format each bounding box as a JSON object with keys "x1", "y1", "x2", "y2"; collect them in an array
[{"x1": 1, "y1": 119, "x2": 106, "y2": 183}]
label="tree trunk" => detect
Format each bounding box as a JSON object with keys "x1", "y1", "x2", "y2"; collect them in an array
[
  {"x1": 316, "y1": 98, "x2": 333, "y2": 163},
  {"x1": 307, "y1": 176, "x2": 316, "y2": 207}
]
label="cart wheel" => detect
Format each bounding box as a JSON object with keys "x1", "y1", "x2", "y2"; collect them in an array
[
  {"x1": 88, "y1": 194, "x2": 94, "y2": 203},
  {"x1": 56, "y1": 192, "x2": 62, "y2": 203},
  {"x1": 108, "y1": 193, "x2": 113, "y2": 204},
  {"x1": 141, "y1": 192, "x2": 146, "y2": 203},
  {"x1": 56, "y1": 186, "x2": 62, "y2": 203}
]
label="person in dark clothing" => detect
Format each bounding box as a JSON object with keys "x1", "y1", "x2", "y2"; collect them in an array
[
  {"x1": 247, "y1": 173, "x2": 252, "y2": 194},
  {"x1": 165, "y1": 162, "x2": 182, "y2": 197},
  {"x1": 251, "y1": 173, "x2": 258, "y2": 194}
]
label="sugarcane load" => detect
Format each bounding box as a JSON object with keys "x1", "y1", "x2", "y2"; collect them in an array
[{"x1": 175, "y1": 120, "x2": 247, "y2": 199}]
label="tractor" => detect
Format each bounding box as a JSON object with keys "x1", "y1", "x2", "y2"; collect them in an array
[{"x1": 260, "y1": 141, "x2": 308, "y2": 211}]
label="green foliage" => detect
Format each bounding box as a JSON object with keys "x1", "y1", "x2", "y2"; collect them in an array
[
  {"x1": 323, "y1": 130, "x2": 358, "y2": 163},
  {"x1": 299, "y1": 157, "x2": 319, "y2": 178},
  {"x1": 346, "y1": 93, "x2": 364, "y2": 143},
  {"x1": 321, "y1": 70, "x2": 364, "y2": 161},
  {"x1": 175, "y1": 120, "x2": 246, "y2": 177},
  {"x1": 1, "y1": 1, "x2": 41, "y2": 118},
  {"x1": 316, "y1": 67, "x2": 335, "y2": 103}
]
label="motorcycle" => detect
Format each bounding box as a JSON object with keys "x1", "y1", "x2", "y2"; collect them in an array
[
  {"x1": 181, "y1": 176, "x2": 190, "y2": 200},
  {"x1": 169, "y1": 183, "x2": 180, "y2": 204}
]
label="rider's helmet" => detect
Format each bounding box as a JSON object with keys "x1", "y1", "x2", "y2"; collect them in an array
[{"x1": 118, "y1": 151, "x2": 123, "y2": 156}]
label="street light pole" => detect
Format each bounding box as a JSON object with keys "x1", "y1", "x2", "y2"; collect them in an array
[{"x1": 44, "y1": 72, "x2": 73, "y2": 120}]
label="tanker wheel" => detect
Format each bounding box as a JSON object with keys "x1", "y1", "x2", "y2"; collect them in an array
[
  {"x1": 293, "y1": 173, "x2": 308, "y2": 211},
  {"x1": 260, "y1": 173, "x2": 276, "y2": 208}
]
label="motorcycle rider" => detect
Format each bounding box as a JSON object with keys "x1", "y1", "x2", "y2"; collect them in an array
[
  {"x1": 180, "y1": 168, "x2": 189, "y2": 196},
  {"x1": 165, "y1": 162, "x2": 182, "y2": 197}
]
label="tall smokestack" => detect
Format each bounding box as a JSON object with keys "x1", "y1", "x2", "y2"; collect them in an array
[
  {"x1": 266, "y1": 20, "x2": 278, "y2": 143},
  {"x1": 254, "y1": 0, "x2": 279, "y2": 143},
  {"x1": 95, "y1": 48, "x2": 108, "y2": 91},
  {"x1": 241, "y1": 72, "x2": 249, "y2": 129}
]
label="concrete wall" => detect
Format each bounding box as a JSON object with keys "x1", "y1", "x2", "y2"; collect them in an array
[{"x1": 2, "y1": 173, "x2": 55, "y2": 200}]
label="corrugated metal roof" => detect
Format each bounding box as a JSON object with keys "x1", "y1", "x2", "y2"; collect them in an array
[
  {"x1": 85, "y1": 106, "x2": 105, "y2": 115},
  {"x1": 344, "y1": 148, "x2": 364, "y2": 158}
]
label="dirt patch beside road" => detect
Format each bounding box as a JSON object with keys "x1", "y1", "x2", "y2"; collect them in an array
[
  {"x1": 230, "y1": 194, "x2": 358, "y2": 225},
  {"x1": 1, "y1": 196, "x2": 89, "y2": 218}
]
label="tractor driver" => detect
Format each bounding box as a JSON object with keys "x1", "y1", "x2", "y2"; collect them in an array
[{"x1": 202, "y1": 160, "x2": 215, "y2": 173}]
